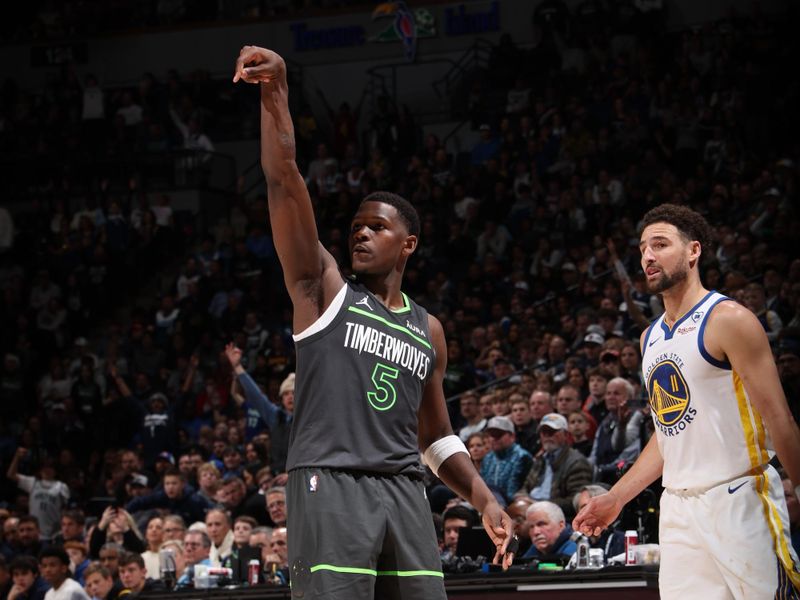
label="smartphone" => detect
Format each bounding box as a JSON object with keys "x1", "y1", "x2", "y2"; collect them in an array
[{"x1": 86, "y1": 497, "x2": 116, "y2": 517}]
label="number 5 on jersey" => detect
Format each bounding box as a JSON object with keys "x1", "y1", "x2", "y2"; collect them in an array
[{"x1": 368, "y1": 363, "x2": 399, "y2": 411}]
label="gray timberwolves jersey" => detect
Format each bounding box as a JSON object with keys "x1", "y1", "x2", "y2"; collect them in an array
[{"x1": 287, "y1": 279, "x2": 436, "y2": 476}]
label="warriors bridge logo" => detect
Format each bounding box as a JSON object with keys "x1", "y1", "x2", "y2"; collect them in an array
[
  {"x1": 647, "y1": 360, "x2": 696, "y2": 436},
  {"x1": 370, "y1": 1, "x2": 436, "y2": 61}
]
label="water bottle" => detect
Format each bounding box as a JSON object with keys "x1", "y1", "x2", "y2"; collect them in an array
[
  {"x1": 569, "y1": 531, "x2": 591, "y2": 569},
  {"x1": 159, "y1": 547, "x2": 176, "y2": 589},
  {"x1": 575, "y1": 534, "x2": 590, "y2": 569}
]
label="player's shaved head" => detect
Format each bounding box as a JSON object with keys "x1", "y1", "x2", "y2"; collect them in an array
[{"x1": 360, "y1": 191, "x2": 420, "y2": 238}]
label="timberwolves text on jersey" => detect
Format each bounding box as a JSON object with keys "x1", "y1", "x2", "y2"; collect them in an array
[{"x1": 343, "y1": 321, "x2": 431, "y2": 382}]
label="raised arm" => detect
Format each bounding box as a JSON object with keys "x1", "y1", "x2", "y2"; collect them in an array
[
  {"x1": 607, "y1": 238, "x2": 651, "y2": 333},
  {"x1": 233, "y1": 46, "x2": 341, "y2": 331},
  {"x1": 224, "y1": 342, "x2": 281, "y2": 429},
  {"x1": 181, "y1": 355, "x2": 199, "y2": 394},
  {"x1": 230, "y1": 375, "x2": 245, "y2": 407},
  {"x1": 621, "y1": 278, "x2": 652, "y2": 332},
  {"x1": 6, "y1": 447, "x2": 25, "y2": 481},
  {"x1": 109, "y1": 364, "x2": 132, "y2": 398},
  {"x1": 418, "y1": 315, "x2": 514, "y2": 567},
  {"x1": 225, "y1": 342, "x2": 247, "y2": 408},
  {"x1": 169, "y1": 106, "x2": 189, "y2": 140}
]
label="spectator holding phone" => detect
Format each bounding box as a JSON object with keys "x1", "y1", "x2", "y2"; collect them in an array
[{"x1": 89, "y1": 507, "x2": 144, "y2": 559}]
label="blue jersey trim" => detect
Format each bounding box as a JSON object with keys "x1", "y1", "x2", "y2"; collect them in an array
[
  {"x1": 697, "y1": 296, "x2": 732, "y2": 370},
  {"x1": 660, "y1": 290, "x2": 716, "y2": 340}
]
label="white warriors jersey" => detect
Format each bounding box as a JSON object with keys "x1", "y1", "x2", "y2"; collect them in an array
[{"x1": 641, "y1": 291, "x2": 775, "y2": 490}]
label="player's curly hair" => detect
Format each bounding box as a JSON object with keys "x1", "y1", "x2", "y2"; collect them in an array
[
  {"x1": 360, "y1": 191, "x2": 420, "y2": 238},
  {"x1": 641, "y1": 204, "x2": 714, "y2": 255}
]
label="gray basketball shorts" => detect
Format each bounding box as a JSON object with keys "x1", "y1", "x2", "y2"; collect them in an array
[{"x1": 287, "y1": 468, "x2": 446, "y2": 600}]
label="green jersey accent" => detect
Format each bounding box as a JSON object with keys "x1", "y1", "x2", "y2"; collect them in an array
[
  {"x1": 377, "y1": 569, "x2": 444, "y2": 578},
  {"x1": 346, "y1": 306, "x2": 432, "y2": 349},
  {"x1": 390, "y1": 292, "x2": 412, "y2": 314},
  {"x1": 310, "y1": 564, "x2": 378, "y2": 576},
  {"x1": 367, "y1": 363, "x2": 399, "y2": 411},
  {"x1": 288, "y1": 280, "x2": 435, "y2": 475},
  {"x1": 309, "y1": 564, "x2": 444, "y2": 578}
]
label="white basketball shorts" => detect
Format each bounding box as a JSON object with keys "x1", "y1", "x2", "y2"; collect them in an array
[{"x1": 659, "y1": 465, "x2": 799, "y2": 599}]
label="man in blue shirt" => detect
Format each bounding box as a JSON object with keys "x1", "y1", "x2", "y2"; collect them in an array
[
  {"x1": 480, "y1": 416, "x2": 533, "y2": 503},
  {"x1": 224, "y1": 343, "x2": 293, "y2": 474},
  {"x1": 176, "y1": 531, "x2": 212, "y2": 588},
  {"x1": 522, "y1": 501, "x2": 577, "y2": 562}
]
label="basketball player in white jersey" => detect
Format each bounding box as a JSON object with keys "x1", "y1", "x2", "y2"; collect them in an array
[{"x1": 574, "y1": 204, "x2": 800, "y2": 598}]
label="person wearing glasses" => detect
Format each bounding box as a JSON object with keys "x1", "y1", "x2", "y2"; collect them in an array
[
  {"x1": 161, "y1": 516, "x2": 185, "y2": 543},
  {"x1": 176, "y1": 531, "x2": 211, "y2": 588},
  {"x1": 264, "y1": 487, "x2": 286, "y2": 527}
]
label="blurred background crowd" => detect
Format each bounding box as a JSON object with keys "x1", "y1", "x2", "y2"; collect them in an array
[{"x1": 1, "y1": 0, "x2": 799, "y2": 597}]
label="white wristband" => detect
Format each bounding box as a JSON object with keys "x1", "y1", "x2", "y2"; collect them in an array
[{"x1": 422, "y1": 435, "x2": 469, "y2": 477}]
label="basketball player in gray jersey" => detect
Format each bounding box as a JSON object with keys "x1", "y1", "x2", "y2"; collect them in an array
[{"x1": 233, "y1": 46, "x2": 513, "y2": 600}]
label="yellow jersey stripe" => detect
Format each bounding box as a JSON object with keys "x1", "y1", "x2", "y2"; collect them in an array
[
  {"x1": 752, "y1": 405, "x2": 770, "y2": 467},
  {"x1": 732, "y1": 371, "x2": 761, "y2": 474},
  {"x1": 761, "y1": 470, "x2": 800, "y2": 589},
  {"x1": 733, "y1": 371, "x2": 800, "y2": 590}
]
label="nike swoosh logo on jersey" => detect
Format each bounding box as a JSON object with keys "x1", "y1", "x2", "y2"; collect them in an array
[
  {"x1": 648, "y1": 337, "x2": 661, "y2": 347},
  {"x1": 727, "y1": 481, "x2": 748, "y2": 494}
]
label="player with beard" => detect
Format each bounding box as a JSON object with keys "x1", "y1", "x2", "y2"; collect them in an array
[
  {"x1": 574, "y1": 204, "x2": 800, "y2": 598},
  {"x1": 232, "y1": 46, "x2": 513, "y2": 600}
]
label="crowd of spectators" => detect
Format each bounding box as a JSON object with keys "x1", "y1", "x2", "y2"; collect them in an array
[
  {"x1": 0, "y1": 60, "x2": 240, "y2": 183},
  {"x1": 2, "y1": 2, "x2": 800, "y2": 597}
]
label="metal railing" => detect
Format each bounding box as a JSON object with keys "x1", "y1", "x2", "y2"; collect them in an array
[
  {"x1": 431, "y1": 38, "x2": 494, "y2": 100},
  {"x1": 434, "y1": 38, "x2": 496, "y2": 150},
  {"x1": 360, "y1": 57, "x2": 460, "y2": 133},
  {"x1": 361, "y1": 37, "x2": 496, "y2": 116}
]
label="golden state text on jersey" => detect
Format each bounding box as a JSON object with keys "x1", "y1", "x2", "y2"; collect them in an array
[{"x1": 645, "y1": 354, "x2": 697, "y2": 436}]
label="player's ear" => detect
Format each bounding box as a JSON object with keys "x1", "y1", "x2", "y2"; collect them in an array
[
  {"x1": 689, "y1": 240, "x2": 701, "y2": 267},
  {"x1": 402, "y1": 234, "x2": 417, "y2": 257}
]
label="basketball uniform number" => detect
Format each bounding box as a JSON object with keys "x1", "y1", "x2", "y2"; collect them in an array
[{"x1": 367, "y1": 362, "x2": 399, "y2": 411}]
